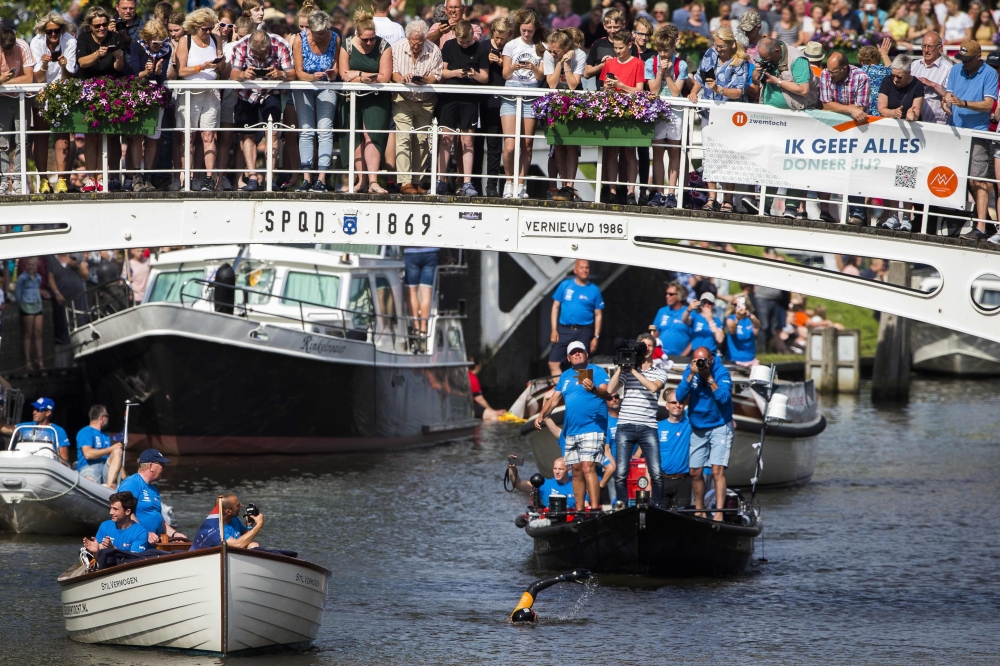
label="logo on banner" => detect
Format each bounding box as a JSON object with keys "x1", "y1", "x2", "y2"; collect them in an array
[
  {"x1": 927, "y1": 166, "x2": 958, "y2": 198},
  {"x1": 732, "y1": 112, "x2": 748, "y2": 127},
  {"x1": 343, "y1": 209, "x2": 358, "y2": 235}
]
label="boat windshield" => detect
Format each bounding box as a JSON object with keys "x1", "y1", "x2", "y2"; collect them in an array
[
  {"x1": 236, "y1": 267, "x2": 275, "y2": 305},
  {"x1": 281, "y1": 272, "x2": 341, "y2": 308},
  {"x1": 147, "y1": 270, "x2": 205, "y2": 303}
]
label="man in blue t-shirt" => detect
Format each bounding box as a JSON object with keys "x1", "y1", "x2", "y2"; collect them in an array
[
  {"x1": 675, "y1": 348, "x2": 734, "y2": 522},
  {"x1": 83, "y1": 491, "x2": 150, "y2": 555},
  {"x1": 944, "y1": 40, "x2": 1000, "y2": 240},
  {"x1": 683, "y1": 292, "x2": 725, "y2": 353},
  {"x1": 510, "y1": 456, "x2": 577, "y2": 509},
  {"x1": 725, "y1": 296, "x2": 760, "y2": 365},
  {"x1": 118, "y1": 449, "x2": 188, "y2": 544},
  {"x1": 536, "y1": 341, "x2": 610, "y2": 510},
  {"x1": 76, "y1": 404, "x2": 123, "y2": 489},
  {"x1": 2, "y1": 397, "x2": 72, "y2": 463},
  {"x1": 657, "y1": 391, "x2": 692, "y2": 509},
  {"x1": 548, "y1": 260, "x2": 605, "y2": 376},
  {"x1": 189, "y1": 492, "x2": 265, "y2": 550},
  {"x1": 651, "y1": 281, "x2": 692, "y2": 357}
]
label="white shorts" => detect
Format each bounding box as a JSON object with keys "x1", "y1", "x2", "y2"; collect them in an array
[
  {"x1": 653, "y1": 115, "x2": 682, "y2": 143},
  {"x1": 221, "y1": 88, "x2": 238, "y2": 124},
  {"x1": 176, "y1": 89, "x2": 221, "y2": 130}
]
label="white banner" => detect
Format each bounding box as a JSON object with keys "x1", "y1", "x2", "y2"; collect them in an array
[{"x1": 702, "y1": 102, "x2": 972, "y2": 209}]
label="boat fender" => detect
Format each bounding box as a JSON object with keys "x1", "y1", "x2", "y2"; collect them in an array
[
  {"x1": 528, "y1": 517, "x2": 551, "y2": 529},
  {"x1": 514, "y1": 514, "x2": 529, "y2": 528},
  {"x1": 510, "y1": 569, "x2": 592, "y2": 623}
]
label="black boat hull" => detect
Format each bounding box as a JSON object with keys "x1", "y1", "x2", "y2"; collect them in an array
[{"x1": 525, "y1": 506, "x2": 762, "y2": 577}]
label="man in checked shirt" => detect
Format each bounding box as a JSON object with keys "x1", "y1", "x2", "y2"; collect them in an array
[{"x1": 820, "y1": 51, "x2": 872, "y2": 224}]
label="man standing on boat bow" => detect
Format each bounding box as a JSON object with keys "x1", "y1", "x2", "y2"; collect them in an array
[
  {"x1": 118, "y1": 449, "x2": 187, "y2": 545},
  {"x1": 675, "y1": 347, "x2": 734, "y2": 521},
  {"x1": 535, "y1": 341, "x2": 610, "y2": 510}
]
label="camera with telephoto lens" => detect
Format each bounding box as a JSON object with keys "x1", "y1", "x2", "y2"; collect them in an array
[
  {"x1": 694, "y1": 357, "x2": 710, "y2": 371},
  {"x1": 614, "y1": 338, "x2": 647, "y2": 370},
  {"x1": 244, "y1": 503, "x2": 260, "y2": 526}
]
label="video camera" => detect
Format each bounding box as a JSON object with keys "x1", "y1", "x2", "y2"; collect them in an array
[
  {"x1": 244, "y1": 502, "x2": 260, "y2": 526},
  {"x1": 614, "y1": 338, "x2": 647, "y2": 370}
]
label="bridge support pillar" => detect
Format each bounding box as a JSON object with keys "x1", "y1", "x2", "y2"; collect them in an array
[{"x1": 871, "y1": 261, "x2": 912, "y2": 403}]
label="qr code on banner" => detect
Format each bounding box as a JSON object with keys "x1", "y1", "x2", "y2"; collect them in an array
[{"x1": 895, "y1": 165, "x2": 918, "y2": 189}]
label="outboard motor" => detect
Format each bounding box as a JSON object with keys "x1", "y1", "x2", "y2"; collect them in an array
[{"x1": 213, "y1": 263, "x2": 236, "y2": 315}]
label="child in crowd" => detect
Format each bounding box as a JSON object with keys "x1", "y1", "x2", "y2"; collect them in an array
[{"x1": 600, "y1": 31, "x2": 646, "y2": 204}]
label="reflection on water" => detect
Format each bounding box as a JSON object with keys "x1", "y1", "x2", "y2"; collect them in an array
[{"x1": 1, "y1": 378, "x2": 997, "y2": 664}]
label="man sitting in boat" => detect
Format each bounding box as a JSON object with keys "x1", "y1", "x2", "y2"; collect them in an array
[
  {"x1": 118, "y1": 449, "x2": 187, "y2": 546},
  {"x1": 189, "y1": 493, "x2": 265, "y2": 550},
  {"x1": 1, "y1": 397, "x2": 72, "y2": 464},
  {"x1": 75, "y1": 405, "x2": 124, "y2": 489},
  {"x1": 534, "y1": 341, "x2": 610, "y2": 510},
  {"x1": 674, "y1": 347, "x2": 734, "y2": 521},
  {"x1": 83, "y1": 491, "x2": 150, "y2": 555},
  {"x1": 540, "y1": 417, "x2": 616, "y2": 506},
  {"x1": 508, "y1": 456, "x2": 576, "y2": 509},
  {"x1": 657, "y1": 391, "x2": 693, "y2": 509}
]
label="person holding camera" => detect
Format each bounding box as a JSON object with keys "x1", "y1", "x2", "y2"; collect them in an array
[
  {"x1": 608, "y1": 333, "x2": 668, "y2": 508},
  {"x1": 507, "y1": 455, "x2": 576, "y2": 509},
  {"x1": 535, "y1": 341, "x2": 610, "y2": 510},
  {"x1": 726, "y1": 295, "x2": 760, "y2": 367},
  {"x1": 683, "y1": 291, "x2": 725, "y2": 354},
  {"x1": 189, "y1": 492, "x2": 264, "y2": 550},
  {"x1": 675, "y1": 347, "x2": 734, "y2": 522}
]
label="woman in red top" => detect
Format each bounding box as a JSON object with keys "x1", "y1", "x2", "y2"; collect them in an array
[
  {"x1": 599, "y1": 32, "x2": 646, "y2": 204},
  {"x1": 469, "y1": 356, "x2": 507, "y2": 422}
]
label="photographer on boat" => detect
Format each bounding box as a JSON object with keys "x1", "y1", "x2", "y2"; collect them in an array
[
  {"x1": 189, "y1": 493, "x2": 264, "y2": 550},
  {"x1": 608, "y1": 334, "x2": 668, "y2": 509},
  {"x1": 674, "y1": 347, "x2": 734, "y2": 522},
  {"x1": 507, "y1": 456, "x2": 576, "y2": 509},
  {"x1": 83, "y1": 491, "x2": 150, "y2": 555},
  {"x1": 534, "y1": 341, "x2": 610, "y2": 510}
]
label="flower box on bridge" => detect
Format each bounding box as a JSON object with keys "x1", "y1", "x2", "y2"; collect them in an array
[
  {"x1": 40, "y1": 76, "x2": 167, "y2": 136},
  {"x1": 66, "y1": 108, "x2": 159, "y2": 135},
  {"x1": 544, "y1": 119, "x2": 655, "y2": 147}
]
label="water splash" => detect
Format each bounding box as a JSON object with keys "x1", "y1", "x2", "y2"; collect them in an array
[{"x1": 555, "y1": 576, "x2": 599, "y2": 621}]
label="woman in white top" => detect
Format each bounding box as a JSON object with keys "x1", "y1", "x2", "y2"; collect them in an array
[
  {"x1": 500, "y1": 9, "x2": 545, "y2": 200},
  {"x1": 174, "y1": 8, "x2": 227, "y2": 191},
  {"x1": 212, "y1": 7, "x2": 240, "y2": 191},
  {"x1": 941, "y1": 0, "x2": 973, "y2": 43},
  {"x1": 29, "y1": 11, "x2": 76, "y2": 194}
]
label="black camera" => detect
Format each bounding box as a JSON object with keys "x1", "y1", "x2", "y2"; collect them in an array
[
  {"x1": 508, "y1": 454, "x2": 524, "y2": 467},
  {"x1": 698, "y1": 66, "x2": 715, "y2": 83},
  {"x1": 244, "y1": 502, "x2": 260, "y2": 526},
  {"x1": 614, "y1": 338, "x2": 647, "y2": 370},
  {"x1": 694, "y1": 357, "x2": 710, "y2": 370}
]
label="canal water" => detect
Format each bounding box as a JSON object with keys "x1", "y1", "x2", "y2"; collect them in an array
[{"x1": 1, "y1": 377, "x2": 997, "y2": 664}]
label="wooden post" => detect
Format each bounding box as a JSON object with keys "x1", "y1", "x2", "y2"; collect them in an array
[
  {"x1": 819, "y1": 327, "x2": 838, "y2": 394},
  {"x1": 871, "y1": 261, "x2": 911, "y2": 403}
]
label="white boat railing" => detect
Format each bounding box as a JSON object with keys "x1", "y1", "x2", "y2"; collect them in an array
[{"x1": 0, "y1": 80, "x2": 992, "y2": 235}]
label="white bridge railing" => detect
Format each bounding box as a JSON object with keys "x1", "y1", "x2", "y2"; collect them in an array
[{"x1": 0, "y1": 80, "x2": 993, "y2": 235}]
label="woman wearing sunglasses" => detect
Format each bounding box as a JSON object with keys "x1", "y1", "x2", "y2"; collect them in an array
[
  {"x1": 76, "y1": 6, "x2": 127, "y2": 192},
  {"x1": 125, "y1": 19, "x2": 172, "y2": 192},
  {"x1": 214, "y1": 8, "x2": 239, "y2": 191},
  {"x1": 29, "y1": 11, "x2": 76, "y2": 194}
]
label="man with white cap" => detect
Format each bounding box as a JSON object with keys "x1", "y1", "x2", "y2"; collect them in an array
[
  {"x1": 2, "y1": 397, "x2": 72, "y2": 463},
  {"x1": 535, "y1": 340, "x2": 610, "y2": 510},
  {"x1": 683, "y1": 292, "x2": 725, "y2": 354},
  {"x1": 119, "y1": 448, "x2": 187, "y2": 544}
]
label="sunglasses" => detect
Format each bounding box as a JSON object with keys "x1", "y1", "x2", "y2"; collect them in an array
[
  {"x1": 46, "y1": 28, "x2": 62, "y2": 35},
  {"x1": 667, "y1": 400, "x2": 680, "y2": 404},
  {"x1": 198, "y1": 26, "x2": 212, "y2": 32},
  {"x1": 360, "y1": 36, "x2": 376, "y2": 42},
  {"x1": 634, "y1": 31, "x2": 651, "y2": 37},
  {"x1": 150, "y1": 40, "x2": 165, "y2": 46},
  {"x1": 219, "y1": 22, "x2": 235, "y2": 28},
  {"x1": 666, "y1": 291, "x2": 678, "y2": 296},
  {"x1": 92, "y1": 22, "x2": 109, "y2": 29}
]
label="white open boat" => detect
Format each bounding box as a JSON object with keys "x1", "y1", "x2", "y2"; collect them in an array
[
  {"x1": 0, "y1": 425, "x2": 113, "y2": 534},
  {"x1": 59, "y1": 544, "x2": 331, "y2": 655},
  {"x1": 510, "y1": 361, "x2": 825, "y2": 488}
]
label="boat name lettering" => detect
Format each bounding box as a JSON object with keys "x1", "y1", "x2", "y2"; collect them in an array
[
  {"x1": 520, "y1": 218, "x2": 627, "y2": 239},
  {"x1": 101, "y1": 576, "x2": 138, "y2": 591},
  {"x1": 263, "y1": 210, "x2": 327, "y2": 234},
  {"x1": 63, "y1": 602, "x2": 88, "y2": 616},
  {"x1": 301, "y1": 335, "x2": 347, "y2": 356},
  {"x1": 296, "y1": 572, "x2": 322, "y2": 588}
]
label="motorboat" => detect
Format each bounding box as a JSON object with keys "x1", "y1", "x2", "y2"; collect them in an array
[
  {"x1": 510, "y1": 360, "x2": 826, "y2": 488},
  {"x1": 0, "y1": 424, "x2": 113, "y2": 535},
  {"x1": 517, "y1": 482, "x2": 762, "y2": 577},
  {"x1": 910, "y1": 275, "x2": 1000, "y2": 376},
  {"x1": 69, "y1": 244, "x2": 478, "y2": 455},
  {"x1": 59, "y1": 543, "x2": 330, "y2": 655}
]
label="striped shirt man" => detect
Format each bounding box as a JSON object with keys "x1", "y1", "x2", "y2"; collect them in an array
[
  {"x1": 391, "y1": 37, "x2": 443, "y2": 102},
  {"x1": 618, "y1": 365, "x2": 669, "y2": 427}
]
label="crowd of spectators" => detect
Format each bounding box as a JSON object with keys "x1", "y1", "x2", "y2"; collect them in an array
[{"x1": 0, "y1": 0, "x2": 998, "y2": 239}]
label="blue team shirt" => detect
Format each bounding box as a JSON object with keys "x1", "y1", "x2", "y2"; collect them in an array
[
  {"x1": 946, "y1": 62, "x2": 999, "y2": 130},
  {"x1": 190, "y1": 514, "x2": 248, "y2": 550},
  {"x1": 726, "y1": 315, "x2": 757, "y2": 362},
  {"x1": 557, "y1": 365, "x2": 610, "y2": 436},
  {"x1": 657, "y1": 416, "x2": 692, "y2": 476},
  {"x1": 539, "y1": 476, "x2": 576, "y2": 508},
  {"x1": 553, "y1": 279, "x2": 604, "y2": 326},
  {"x1": 606, "y1": 415, "x2": 619, "y2": 460},
  {"x1": 95, "y1": 519, "x2": 149, "y2": 553},
  {"x1": 76, "y1": 426, "x2": 112, "y2": 469},
  {"x1": 14, "y1": 421, "x2": 71, "y2": 449},
  {"x1": 689, "y1": 311, "x2": 723, "y2": 353},
  {"x1": 118, "y1": 474, "x2": 163, "y2": 535},
  {"x1": 652, "y1": 304, "x2": 692, "y2": 356}
]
